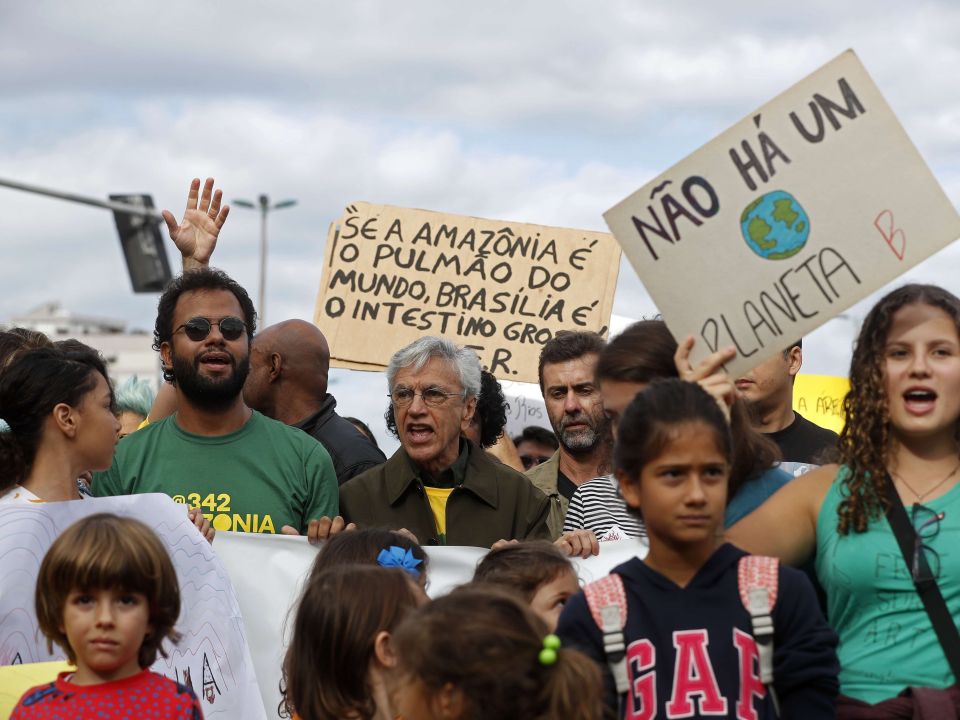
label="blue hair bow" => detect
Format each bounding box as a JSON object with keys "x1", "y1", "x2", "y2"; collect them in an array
[{"x1": 377, "y1": 546, "x2": 423, "y2": 579}]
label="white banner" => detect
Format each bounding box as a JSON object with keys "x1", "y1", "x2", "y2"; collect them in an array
[
  {"x1": 215, "y1": 531, "x2": 647, "y2": 718},
  {"x1": 0, "y1": 495, "x2": 646, "y2": 719}
]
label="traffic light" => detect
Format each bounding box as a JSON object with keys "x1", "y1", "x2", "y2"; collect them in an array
[{"x1": 109, "y1": 194, "x2": 172, "y2": 293}]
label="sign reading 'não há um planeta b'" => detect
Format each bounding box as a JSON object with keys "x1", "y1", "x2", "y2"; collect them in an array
[{"x1": 604, "y1": 49, "x2": 960, "y2": 377}]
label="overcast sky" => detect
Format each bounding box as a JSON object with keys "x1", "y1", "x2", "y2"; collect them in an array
[{"x1": 2, "y1": 1, "x2": 959, "y2": 450}]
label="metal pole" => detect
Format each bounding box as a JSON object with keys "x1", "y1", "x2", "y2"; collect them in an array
[
  {"x1": 0, "y1": 176, "x2": 163, "y2": 220},
  {"x1": 258, "y1": 194, "x2": 269, "y2": 325}
]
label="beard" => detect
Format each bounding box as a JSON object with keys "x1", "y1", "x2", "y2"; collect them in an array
[
  {"x1": 172, "y1": 349, "x2": 250, "y2": 412},
  {"x1": 555, "y1": 410, "x2": 608, "y2": 455}
]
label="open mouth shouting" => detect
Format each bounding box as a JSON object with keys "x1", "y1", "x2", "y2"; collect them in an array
[
  {"x1": 405, "y1": 422, "x2": 435, "y2": 445},
  {"x1": 903, "y1": 386, "x2": 937, "y2": 416}
]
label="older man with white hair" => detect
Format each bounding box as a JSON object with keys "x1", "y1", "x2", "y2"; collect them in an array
[{"x1": 339, "y1": 336, "x2": 551, "y2": 547}]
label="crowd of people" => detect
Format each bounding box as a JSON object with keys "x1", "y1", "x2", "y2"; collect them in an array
[{"x1": 2, "y1": 178, "x2": 959, "y2": 719}]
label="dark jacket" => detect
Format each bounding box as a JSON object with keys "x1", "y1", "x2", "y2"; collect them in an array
[
  {"x1": 524, "y1": 450, "x2": 566, "y2": 540},
  {"x1": 339, "y1": 441, "x2": 552, "y2": 547},
  {"x1": 294, "y1": 394, "x2": 386, "y2": 485},
  {"x1": 558, "y1": 543, "x2": 839, "y2": 719}
]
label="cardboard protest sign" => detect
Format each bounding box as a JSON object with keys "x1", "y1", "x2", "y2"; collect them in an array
[
  {"x1": 314, "y1": 202, "x2": 621, "y2": 384},
  {"x1": 604, "y1": 49, "x2": 960, "y2": 377},
  {"x1": 794, "y1": 373, "x2": 850, "y2": 434}
]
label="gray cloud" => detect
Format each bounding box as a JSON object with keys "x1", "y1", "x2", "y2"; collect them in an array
[{"x1": 1, "y1": 0, "x2": 959, "y2": 445}]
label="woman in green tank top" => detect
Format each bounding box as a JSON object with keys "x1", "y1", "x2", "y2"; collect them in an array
[{"x1": 729, "y1": 284, "x2": 960, "y2": 715}]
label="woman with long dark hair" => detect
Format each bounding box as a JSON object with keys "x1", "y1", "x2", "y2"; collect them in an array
[{"x1": 730, "y1": 284, "x2": 960, "y2": 714}]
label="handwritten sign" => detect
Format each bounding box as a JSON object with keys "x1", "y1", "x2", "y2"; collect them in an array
[
  {"x1": 794, "y1": 373, "x2": 850, "y2": 434},
  {"x1": 314, "y1": 203, "x2": 620, "y2": 384},
  {"x1": 0, "y1": 495, "x2": 265, "y2": 720},
  {"x1": 604, "y1": 50, "x2": 960, "y2": 377}
]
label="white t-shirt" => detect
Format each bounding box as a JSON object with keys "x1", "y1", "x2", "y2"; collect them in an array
[
  {"x1": 0, "y1": 481, "x2": 88, "y2": 503},
  {"x1": 0, "y1": 485, "x2": 42, "y2": 503}
]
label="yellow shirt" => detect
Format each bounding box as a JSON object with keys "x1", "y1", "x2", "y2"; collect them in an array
[{"x1": 424, "y1": 486, "x2": 454, "y2": 541}]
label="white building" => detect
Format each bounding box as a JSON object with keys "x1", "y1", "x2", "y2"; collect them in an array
[{"x1": 3, "y1": 302, "x2": 161, "y2": 391}]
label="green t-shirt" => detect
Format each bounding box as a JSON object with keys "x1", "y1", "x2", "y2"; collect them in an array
[
  {"x1": 93, "y1": 411, "x2": 338, "y2": 534},
  {"x1": 817, "y1": 467, "x2": 960, "y2": 702}
]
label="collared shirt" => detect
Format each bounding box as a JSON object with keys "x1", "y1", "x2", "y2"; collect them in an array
[{"x1": 409, "y1": 438, "x2": 470, "y2": 489}]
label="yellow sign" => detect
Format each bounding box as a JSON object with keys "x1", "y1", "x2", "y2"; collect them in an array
[
  {"x1": 0, "y1": 661, "x2": 71, "y2": 718},
  {"x1": 793, "y1": 374, "x2": 849, "y2": 434}
]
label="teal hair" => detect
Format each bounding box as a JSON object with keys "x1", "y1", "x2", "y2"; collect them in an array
[{"x1": 114, "y1": 376, "x2": 155, "y2": 418}]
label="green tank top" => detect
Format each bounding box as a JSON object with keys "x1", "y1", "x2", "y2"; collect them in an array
[{"x1": 816, "y1": 468, "x2": 960, "y2": 702}]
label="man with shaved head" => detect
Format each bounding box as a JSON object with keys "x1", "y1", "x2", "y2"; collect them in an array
[{"x1": 243, "y1": 319, "x2": 386, "y2": 484}]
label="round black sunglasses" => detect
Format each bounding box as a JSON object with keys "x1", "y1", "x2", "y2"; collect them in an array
[{"x1": 174, "y1": 316, "x2": 247, "y2": 342}]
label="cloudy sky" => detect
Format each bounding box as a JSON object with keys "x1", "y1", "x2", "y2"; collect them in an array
[{"x1": 2, "y1": 1, "x2": 959, "y2": 450}]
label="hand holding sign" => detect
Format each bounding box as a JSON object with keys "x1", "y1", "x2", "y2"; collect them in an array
[{"x1": 674, "y1": 335, "x2": 737, "y2": 419}]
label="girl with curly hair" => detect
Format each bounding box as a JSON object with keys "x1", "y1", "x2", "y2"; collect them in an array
[{"x1": 729, "y1": 283, "x2": 960, "y2": 714}]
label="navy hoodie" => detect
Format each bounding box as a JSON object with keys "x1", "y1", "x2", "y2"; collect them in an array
[{"x1": 557, "y1": 543, "x2": 839, "y2": 719}]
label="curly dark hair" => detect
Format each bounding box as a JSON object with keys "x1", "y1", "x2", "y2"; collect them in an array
[
  {"x1": 385, "y1": 369, "x2": 509, "y2": 449},
  {"x1": 837, "y1": 284, "x2": 960, "y2": 535},
  {"x1": 153, "y1": 267, "x2": 257, "y2": 354},
  {"x1": 472, "y1": 370, "x2": 509, "y2": 448}
]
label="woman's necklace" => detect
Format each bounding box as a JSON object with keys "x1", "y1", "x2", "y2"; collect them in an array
[{"x1": 891, "y1": 459, "x2": 960, "y2": 503}]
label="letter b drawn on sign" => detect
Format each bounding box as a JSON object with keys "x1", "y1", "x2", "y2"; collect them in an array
[{"x1": 874, "y1": 209, "x2": 905, "y2": 260}]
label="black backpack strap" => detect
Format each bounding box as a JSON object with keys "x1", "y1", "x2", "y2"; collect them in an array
[{"x1": 882, "y1": 473, "x2": 960, "y2": 682}]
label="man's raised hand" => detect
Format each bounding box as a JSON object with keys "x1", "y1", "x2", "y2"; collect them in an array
[{"x1": 162, "y1": 177, "x2": 230, "y2": 271}]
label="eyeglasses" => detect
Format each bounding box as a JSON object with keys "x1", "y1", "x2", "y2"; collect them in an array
[
  {"x1": 389, "y1": 387, "x2": 465, "y2": 408},
  {"x1": 911, "y1": 503, "x2": 944, "y2": 582},
  {"x1": 520, "y1": 454, "x2": 552, "y2": 470},
  {"x1": 174, "y1": 316, "x2": 247, "y2": 342}
]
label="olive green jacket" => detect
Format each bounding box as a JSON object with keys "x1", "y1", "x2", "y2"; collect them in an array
[
  {"x1": 340, "y1": 441, "x2": 551, "y2": 548},
  {"x1": 524, "y1": 450, "x2": 566, "y2": 541}
]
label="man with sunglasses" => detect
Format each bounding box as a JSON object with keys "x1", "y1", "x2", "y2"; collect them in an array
[
  {"x1": 94, "y1": 268, "x2": 338, "y2": 535},
  {"x1": 339, "y1": 336, "x2": 551, "y2": 547}
]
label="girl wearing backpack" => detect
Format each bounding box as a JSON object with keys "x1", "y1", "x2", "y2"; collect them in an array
[{"x1": 558, "y1": 378, "x2": 839, "y2": 719}]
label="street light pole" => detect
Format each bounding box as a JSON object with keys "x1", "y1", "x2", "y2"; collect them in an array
[{"x1": 233, "y1": 194, "x2": 297, "y2": 326}]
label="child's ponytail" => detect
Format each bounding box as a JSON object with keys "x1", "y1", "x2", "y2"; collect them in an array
[
  {"x1": 536, "y1": 645, "x2": 603, "y2": 720},
  {"x1": 393, "y1": 586, "x2": 602, "y2": 720}
]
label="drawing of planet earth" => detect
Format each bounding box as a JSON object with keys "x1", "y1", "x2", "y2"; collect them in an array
[{"x1": 739, "y1": 190, "x2": 810, "y2": 260}]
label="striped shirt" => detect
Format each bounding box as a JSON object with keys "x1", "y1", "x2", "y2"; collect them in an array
[{"x1": 563, "y1": 475, "x2": 646, "y2": 540}]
